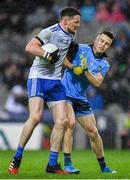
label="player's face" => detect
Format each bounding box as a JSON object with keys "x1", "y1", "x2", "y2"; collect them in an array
[
  {"x1": 66, "y1": 15, "x2": 81, "y2": 34},
  {"x1": 94, "y1": 34, "x2": 113, "y2": 53}
]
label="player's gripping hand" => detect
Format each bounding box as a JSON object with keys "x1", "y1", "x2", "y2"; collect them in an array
[
  {"x1": 80, "y1": 52, "x2": 88, "y2": 72},
  {"x1": 71, "y1": 65, "x2": 84, "y2": 76},
  {"x1": 42, "y1": 43, "x2": 60, "y2": 64},
  {"x1": 43, "y1": 49, "x2": 60, "y2": 64}
]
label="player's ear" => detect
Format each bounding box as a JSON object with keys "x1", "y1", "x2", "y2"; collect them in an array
[{"x1": 63, "y1": 16, "x2": 69, "y2": 25}]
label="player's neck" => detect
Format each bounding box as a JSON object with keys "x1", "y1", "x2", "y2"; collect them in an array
[
  {"x1": 92, "y1": 46, "x2": 104, "y2": 58},
  {"x1": 59, "y1": 22, "x2": 68, "y2": 34}
]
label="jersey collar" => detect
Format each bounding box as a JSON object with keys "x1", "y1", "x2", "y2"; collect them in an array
[
  {"x1": 58, "y1": 23, "x2": 75, "y2": 39},
  {"x1": 58, "y1": 23, "x2": 69, "y2": 35}
]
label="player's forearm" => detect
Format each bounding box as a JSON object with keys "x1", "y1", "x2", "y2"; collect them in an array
[
  {"x1": 25, "y1": 45, "x2": 44, "y2": 57},
  {"x1": 63, "y1": 57, "x2": 73, "y2": 69},
  {"x1": 25, "y1": 38, "x2": 45, "y2": 57},
  {"x1": 84, "y1": 71, "x2": 102, "y2": 87}
]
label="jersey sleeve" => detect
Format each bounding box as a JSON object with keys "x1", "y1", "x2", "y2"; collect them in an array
[
  {"x1": 101, "y1": 60, "x2": 110, "y2": 77},
  {"x1": 36, "y1": 28, "x2": 53, "y2": 44}
]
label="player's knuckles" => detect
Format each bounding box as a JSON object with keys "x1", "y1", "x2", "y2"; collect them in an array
[{"x1": 73, "y1": 67, "x2": 83, "y2": 75}]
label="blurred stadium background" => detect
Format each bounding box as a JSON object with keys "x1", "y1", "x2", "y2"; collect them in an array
[{"x1": 0, "y1": 0, "x2": 130, "y2": 151}]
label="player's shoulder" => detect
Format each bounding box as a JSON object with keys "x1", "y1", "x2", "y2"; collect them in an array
[
  {"x1": 78, "y1": 43, "x2": 90, "y2": 53},
  {"x1": 79, "y1": 43, "x2": 90, "y2": 49},
  {"x1": 40, "y1": 23, "x2": 59, "y2": 33},
  {"x1": 48, "y1": 23, "x2": 61, "y2": 32},
  {"x1": 38, "y1": 24, "x2": 60, "y2": 40}
]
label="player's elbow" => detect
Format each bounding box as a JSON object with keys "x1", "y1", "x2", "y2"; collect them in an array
[{"x1": 25, "y1": 44, "x2": 31, "y2": 53}]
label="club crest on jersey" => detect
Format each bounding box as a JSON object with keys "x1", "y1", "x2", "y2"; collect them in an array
[
  {"x1": 98, "y1": 65, "x2": 102, "y2": 71},
  {"x1": 90, "y1": 60, "x2": 94, "y2": 66}
]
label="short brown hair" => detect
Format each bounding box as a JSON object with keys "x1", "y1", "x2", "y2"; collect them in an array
[
  {"x1": 59, "y1": 7, "x2": 81, "y2": 20},
  {"x1": 100, "y1": 30, "x2": 115, "y2": 40}
]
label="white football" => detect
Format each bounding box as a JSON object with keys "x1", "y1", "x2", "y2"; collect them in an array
[{"x1": 41, "y1": 43, "x2": 58, "y2": 53}]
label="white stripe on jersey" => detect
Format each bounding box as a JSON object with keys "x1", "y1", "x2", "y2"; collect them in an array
[
  {"x1": 31, "y1": 78, "x2": 37, "y2": 96},
  {"x1": 28, "y1": 23, "x2": 75, "y2": 80}
]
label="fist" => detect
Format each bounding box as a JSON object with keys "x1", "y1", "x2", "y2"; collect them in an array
[
  {"x1": 42, "y1": 43, "x2": 59, "y2": 64},
  {"x1": 72, "y1": 65, "x2": 83, "y2": 75}
]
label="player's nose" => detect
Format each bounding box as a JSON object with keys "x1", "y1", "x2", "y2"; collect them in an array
[
  {"x1": 102, "y1": 41, "x2": 106, "y2": 46},
  {"x1": 77, "y1": 22, "x2": 80, "y2": 27}
]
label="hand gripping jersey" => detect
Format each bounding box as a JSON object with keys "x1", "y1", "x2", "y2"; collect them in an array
[
  {"x1": 62, "y1": 44, "x2": 110, "y2": 101},
  {"x1": 28, "y1": 23, "x2": 75, "y2": 80}
]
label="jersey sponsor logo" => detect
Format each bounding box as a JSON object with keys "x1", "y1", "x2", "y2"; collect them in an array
[{"x1": 58, "y1": 38, "x2": 70, "y2": 44}]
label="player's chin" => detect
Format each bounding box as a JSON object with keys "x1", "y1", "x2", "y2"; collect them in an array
[
  {"x1": 68, "y1": 29, "x2": 77, "y2": 34},
  {"x1": 98, "y1": 48, "x2": 105, "y2": 53},
  {"x1": 73, "y1": 28, "x2": 78, "y2": 33}
]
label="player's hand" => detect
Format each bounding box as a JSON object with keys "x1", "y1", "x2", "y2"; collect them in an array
[
  {"x1": 71, "y1": 65, "x2": 84, "y2": 76},
  {"x1": 80, "y1": 52, "x2": 88, "y2": 72},
  {"x1": 44, "y1": 49, "x2": 60, "y2": 64}
]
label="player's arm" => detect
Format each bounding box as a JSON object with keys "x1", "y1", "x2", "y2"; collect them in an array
[
  {"x1": 25, "y1": 37, "x2": 44, "y2": 57},
  {"x1": 25, "y1": 37, "x2": 59, "y2": 64},
  {"x1": 67, "y1": 41, "x2": 79, "y2": 62},
  {"x1": 64, "y1": 57, "x2": 84, "y2": 76},
  {"x1": 25, "y1": 28, "x2": 53, "y2": 57},
  {"x1": 64, "y1": 57, "x2": 73, "y2": 69},
  {"x1": 84, "y1": 71, "x2": 104, "y2": 87},
  {"x1": 64, "y1": 42, "x2": 84, "y2": 75},
  {"x1": 80, "y1": 52, "x2": 104, "y2": 87},
  {"x1": 64, "y1": 54, "x2": 104, "y2": 86}
]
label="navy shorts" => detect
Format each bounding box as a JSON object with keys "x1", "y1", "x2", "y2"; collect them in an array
[{"x1": 67, "y1": 97, "x2": 93, "y2": 117}]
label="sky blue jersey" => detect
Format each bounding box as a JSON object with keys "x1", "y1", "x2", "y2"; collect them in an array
[{"x1": 62, "y1": 44, "x2": 110, "y2": 101}]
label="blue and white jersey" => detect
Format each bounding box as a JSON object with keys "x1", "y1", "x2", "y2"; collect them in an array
[
  {"x1": 29, "y1": 23, "x2": 75, "y2": 80},
  {"x1": 62, "y1": 44, "x2": 110, "y2": 100}
]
